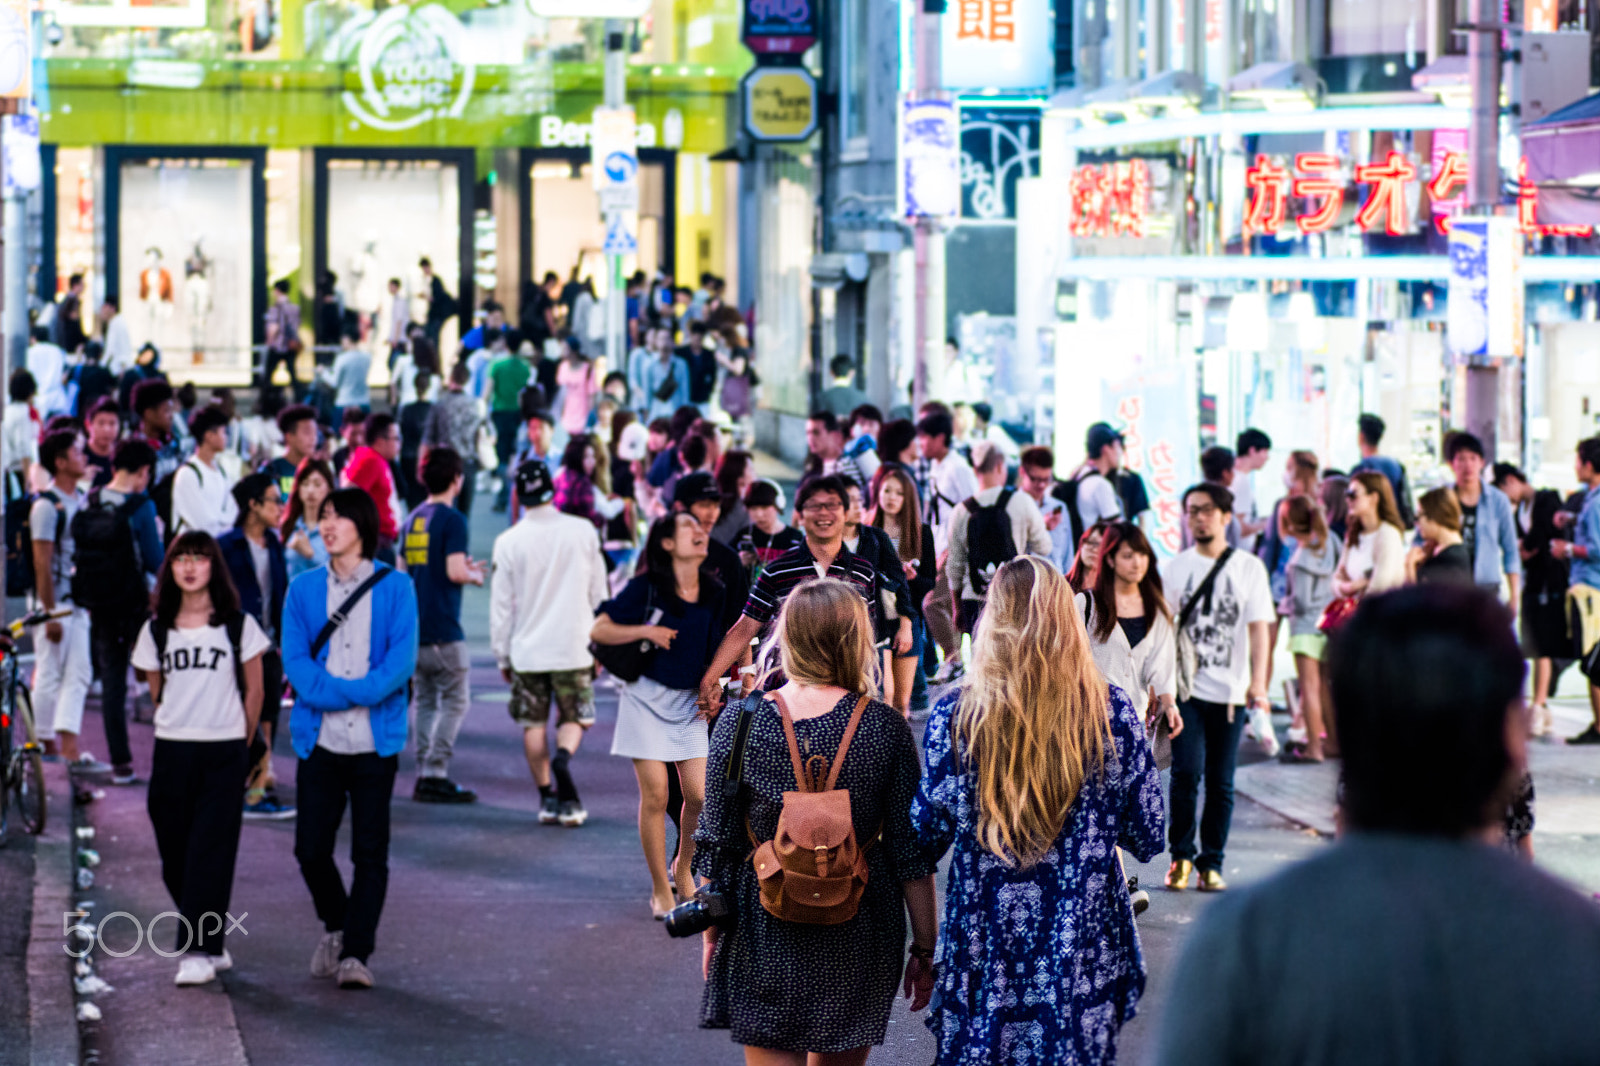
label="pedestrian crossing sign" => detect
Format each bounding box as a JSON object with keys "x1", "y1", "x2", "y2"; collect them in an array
[{"x1": 603, "y1": 215, "x2": 638, "y2": 256}]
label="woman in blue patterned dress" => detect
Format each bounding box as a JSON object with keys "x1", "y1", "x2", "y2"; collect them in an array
[{"x1": 911, "y1": 556, "x2": 1166, "y2": 1065}]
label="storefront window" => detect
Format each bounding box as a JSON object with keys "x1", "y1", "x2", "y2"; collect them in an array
[
  {"x1": 753, "y1": 148, "x2": 816, "y2": 417},
  {"x1": 55, "y1": 147, "x2": 97, "y2": 305}
]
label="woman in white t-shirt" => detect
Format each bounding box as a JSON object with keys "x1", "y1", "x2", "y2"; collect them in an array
[
  {"x1": 1335, "y1": 472, "x2": 1407, "y2": 601},
  {"x1": 131, "y1": 531, "x2": 268, "y2": 988}
]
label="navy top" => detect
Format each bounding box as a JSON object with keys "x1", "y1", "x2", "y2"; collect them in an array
[
  {"x1": 401, "y1": 501, "x2": 469, "y2": 645},
  {"x1": 599, "y1": 573, "x2": 726, "y2": 691}
]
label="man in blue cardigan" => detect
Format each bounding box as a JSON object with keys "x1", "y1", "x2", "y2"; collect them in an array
[{"x1": 281, "y1": 487, "x2": 418, "y2": 991}]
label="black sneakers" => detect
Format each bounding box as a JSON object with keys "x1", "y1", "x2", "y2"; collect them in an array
[
  {"x1": 1567, "y1": 725, "x2": 1600, "y2": 746},
  {"x1": 412, "y1": 777, "x2": 479, "y2": 804}
]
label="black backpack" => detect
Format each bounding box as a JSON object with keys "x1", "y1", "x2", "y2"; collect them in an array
[
  {"x1": 5, "y1": 488, "x2": 63, "y2": 598},
  {"x1": 961, "y1": 487, "x2": 1020, "y2": 597},
  {"x1": 1051, "y1": 470, "x2": 1109, "y2": 556},
  {"x1": 150, "y1": 469, "x2": 179, "y2": 544},
  {"x1": 71, "y1": 490, "x2": 148, "y2": 613}
]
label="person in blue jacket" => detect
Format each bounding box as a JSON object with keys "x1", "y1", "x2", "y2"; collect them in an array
[
  {"x1": 281, "y1": 487, "x2": 418, "y2": 991},
  {"x1": 218, "y1": 473, "x2": 293, "y2": 819}
]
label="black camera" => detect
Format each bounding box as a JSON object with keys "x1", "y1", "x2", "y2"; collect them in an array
[{"x1": 663, "y1": 884, "x2": 734, "y2": 938}]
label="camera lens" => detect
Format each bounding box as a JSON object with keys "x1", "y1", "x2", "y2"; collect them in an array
[{"x1": 662, "y1": 899, "x2": 708, "y2": 938}]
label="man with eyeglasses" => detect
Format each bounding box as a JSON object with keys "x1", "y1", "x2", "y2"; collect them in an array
[
  {"x1": 1160, "y1": 482, "x2": 1274, "y2": 894},
  {"x1": 698, "y1": 475, "x2": 884, "y2": 712}
]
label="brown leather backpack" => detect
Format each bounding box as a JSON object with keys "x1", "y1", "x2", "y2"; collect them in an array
[{"x1": 748, "y1": 693, "x2": 872, "y2": 925}]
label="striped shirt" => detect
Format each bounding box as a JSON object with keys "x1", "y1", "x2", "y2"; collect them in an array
[{"x1": 742, "y1": 541, "x2": 881, "y2": 633}]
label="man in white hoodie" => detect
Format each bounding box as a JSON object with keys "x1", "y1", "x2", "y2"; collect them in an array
[{"x1": 489, "y1": 461, "x2": 607, "y2": 827}]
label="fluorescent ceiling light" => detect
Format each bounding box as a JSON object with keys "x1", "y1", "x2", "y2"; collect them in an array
[{"x1": 1228, "y1": 61, "x2": 1320, "y2": 111}]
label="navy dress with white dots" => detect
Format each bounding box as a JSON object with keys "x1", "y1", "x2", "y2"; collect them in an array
[{"x1": 693, "y1": 693, "x2": 935, "y2": 1054}]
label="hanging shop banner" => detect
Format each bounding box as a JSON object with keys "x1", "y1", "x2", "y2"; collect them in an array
[
  {"x1": 942, "y1": 0, "x2": 1052, "y2": 91},
  {"x1": 742, "y1": 65, "x2": 818, "y2": 142},
  {"x1": 900, "y1": 98, "x2": 961, "y2": 219},
  {"x1": 1, "y1": 114, "x2": 40, "y2": 195},
  {"x1": 50, "y1": 0, "x2": 206, "y2": 28},
  {"x1": 959, "y1": 106, "x2": 1041, "y2": 220},
  {"x1": 0, "y1": 0, "x2": 26, "y2": 99},
  {"x1": 592, "y1": 106, "x2": 641, "y2": 213},
  {"x1": 336, "y1": 4, "x2": 476, "y2": 133},
  {"x1": 1448, "y1": 217, "x2": 1525, "y2": 359},
  {"x1": 743, "y1": 0, "x2": 817, "y2": 56},
  {"x1": 1102, "y1": 366, "x2": 1196, "y2": 559},
  {"x1": 526, "y1": 0, "x2": 651, "y2": 15}
]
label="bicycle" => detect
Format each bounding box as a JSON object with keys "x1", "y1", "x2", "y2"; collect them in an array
[{"x1": 0, "y1": 607, "x2": 71, "y2": 841}]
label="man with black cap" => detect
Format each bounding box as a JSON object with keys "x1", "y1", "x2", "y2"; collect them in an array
[
  {"x1": 490, "y1": 460, "x2": 608, "y2": 827},
  {"x1": 672, "y1": 471, "x2": 750, "y2": 636},
  {"x1": 1053, "y1": 421, "x2": 1125, "y2": 556}
]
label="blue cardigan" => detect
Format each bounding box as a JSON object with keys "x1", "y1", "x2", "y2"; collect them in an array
[{"x1": 281, "y1": 562, "x2": 419, "y2": 759}]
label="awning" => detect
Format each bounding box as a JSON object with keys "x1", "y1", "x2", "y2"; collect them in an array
[{"x1": 1524, "y1": 92, "x2": 1600, "y2": 185}]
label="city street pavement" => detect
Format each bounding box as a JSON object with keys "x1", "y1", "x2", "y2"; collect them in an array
[{"x1": 28, "y1": 491, "x2": 1592, "y2": 1064}]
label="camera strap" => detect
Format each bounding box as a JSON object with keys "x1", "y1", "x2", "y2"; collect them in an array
[{"x1": 722, "y1": 694, "x2": 758, "y2": 801}]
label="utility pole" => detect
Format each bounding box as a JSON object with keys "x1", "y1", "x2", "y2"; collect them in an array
[
  {"x1": 912, "y1": 1, "x2": 945, "y2": 411},
  {"x1": 602, "y1": 18, "x2": 628, "y2": 368},
  {"x1": 1463, "y1": 0, "x2": 1504, "y2": 459}
]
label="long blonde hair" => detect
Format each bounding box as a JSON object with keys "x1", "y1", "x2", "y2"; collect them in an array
[
  {"x1": 769, "y1": 579, "x2": 880, "y2": 696},
  {"x1": 954, "y1": 556, "x2": 1111, "y2": 869}
]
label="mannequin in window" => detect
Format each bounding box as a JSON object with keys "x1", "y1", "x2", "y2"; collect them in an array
[
  {"x1": 138, "y1": 247, "x2": 174, "y2": 344},
  {"x1": 183, "y1": 239, "x2": 212, "y2": 363},
  {"x1": 349, "y1": 237, "x2": 382, "y2": 344}
]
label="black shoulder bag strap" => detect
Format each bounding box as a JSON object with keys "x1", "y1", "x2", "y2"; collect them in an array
[
  {"x1": 722, "y1": 693, "x2": 759, "y2": 801},
  {"x1": 310, "y1": 567, "x2": 392, "y2": 659},
  {"x1": 1177, "y1": 548, "x2": 1235, "y2": 633}
]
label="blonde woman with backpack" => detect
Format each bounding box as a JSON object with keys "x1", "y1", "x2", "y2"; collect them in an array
[
  {"x1": 911, "y1": 556, "x2": 1165, "y2": 1065},
  {"x1": 692, "y1": 578, "x2": 939, "y2": 1065}
]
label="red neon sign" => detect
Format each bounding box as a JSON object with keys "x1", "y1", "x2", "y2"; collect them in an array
[
  {"x1": 1353, "y1": 152, "x2": 1417, "y2": 236},
  {"x1": 1069, "y1": 159, "x2": 1149, "y2": 239},
  {"x1": 1243, "y1": 154, "x2": 1289, "y2": 236},
  {"x1": 1292, "y1": 153, "x2": 1343, "y2": 234}
]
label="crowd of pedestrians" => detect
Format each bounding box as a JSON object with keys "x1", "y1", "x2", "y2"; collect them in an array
[{"x1": 8, "y1": 282, "x2": 1600, "y2": 1063}]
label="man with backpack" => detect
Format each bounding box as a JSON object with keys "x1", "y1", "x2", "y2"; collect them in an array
[
  {"x1": 916, "y1": 409, "x2": 978, "y2": 681},
  {"x1": 1051, "y1": 422, "x2": 1125, "y2": 559},
  {"x1": 30, "y1": 430, "x2": 103, "y2": 772},
  {"x1": 946, "y1": 441, "x2": 1052, "y2": 635},
  {"x1": 74, "y1": 440, "x2": 164, "y2": 784},
  {"x1": 171, "y1": 405, "x2": 239, "y2": 537},
  {"x1": 131, "y1": 378, "x2": 189, "y2": 533},
  {"x1": 219, "y1": 473, "x2": 294, "y2": 820}
]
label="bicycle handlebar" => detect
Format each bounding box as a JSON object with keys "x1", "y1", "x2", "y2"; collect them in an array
[{"x1": 6, "y1": 607, "x2": 75, "y2": 636}]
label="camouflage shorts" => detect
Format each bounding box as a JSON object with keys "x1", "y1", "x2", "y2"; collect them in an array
[{"x1": 508, "y1": 669, "x2": 595, "y2": 728}]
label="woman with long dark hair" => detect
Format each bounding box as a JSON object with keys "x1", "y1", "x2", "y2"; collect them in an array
[
  {"x1": 1081, "y1": 522, "x2": 1180, "y2": 738},
  {"x1": 712, "y1": 449, "x2": 755, "y2": 547},
  {"x1": 553, "y1": 435, "x2": 624, "y2": 530},
  {"x1": 870, "y1": 463, "x2": 937, "y2": 716},
  {"x1": 913, "y1": 557, "x2": 1165, "y2": 1064},
  {"x1": 130, "y1": 532, "x2": 269, "y2": 986},
  {"x1": 282, "y1": 458, "x2": 335, "y2": 581},
  {"x1": 1334, "y1": 471, "x2": 1406, "y2": 600},
  {"x1": 592, "y1": 513, "x2": 728, "y2": 918},
  {"x1": 1067, "y1": 519, "x2": 1112, "y2": 592}
]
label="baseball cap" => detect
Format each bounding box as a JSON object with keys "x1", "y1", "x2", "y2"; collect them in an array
[
  {"x1": 514, "y1": 460, "x2": 555, "y2": 507},
  {"x1": 616, "y1": 421, "x2": 649, "y2": 462},
  {"x1": 673, "y1": 471, "x2": 720, "y2": 507},
  {"x1": 1086, "y1": 421, "x2": 1125, "y2": 457}
]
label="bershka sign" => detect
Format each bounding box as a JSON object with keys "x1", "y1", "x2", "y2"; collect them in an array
[
  {"x1": 742, "y1": 0, "x2": 817, "y2": 56},
  {"x1": 538, "y1": 115, "x2": 659, "y2": 149}
]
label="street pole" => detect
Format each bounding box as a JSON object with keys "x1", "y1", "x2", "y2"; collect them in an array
[
  {"x1": 603, "y1": 18, "x2": 627, "y2": 367},
  {"x1": 1464, "y1": 0, "x2": 1503, "y2": 458},
  {"x1": 912, "y1": 1, "x2": 945, "y2": 412}
]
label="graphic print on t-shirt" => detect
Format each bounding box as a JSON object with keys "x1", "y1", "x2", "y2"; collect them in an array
[{"x1": 1178, "y1": 572, "x2": 1243, "y2": 672}]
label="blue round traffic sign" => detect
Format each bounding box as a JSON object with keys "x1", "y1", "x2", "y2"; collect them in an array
[{"x1": 604, "y1": 151, "x2": 639, "y2": 185}]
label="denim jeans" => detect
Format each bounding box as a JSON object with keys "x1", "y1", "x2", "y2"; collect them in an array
[
  {"x1": 1167, "y1": 697, "x2": 1249, "y2": 872},
  {"x1": 490, "y1": 409, "x2": 524, "y2": 509},
  {"x1": 895, "y1": 615, "x2": 930, "y2": 711},
  {"x1": 413, "y1": 642, "x2": 470, "y2": 778},
  {"x1": 294, "y1": 747, "x2": 398, "y2": 963}
]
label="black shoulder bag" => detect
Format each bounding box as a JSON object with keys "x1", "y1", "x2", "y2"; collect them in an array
[
  {"x1": 589, "y1": 583, "x2": 661, "y2": 683},
  {"x1": 311, "y1": 567, "x2": 392, "y2": 659}
]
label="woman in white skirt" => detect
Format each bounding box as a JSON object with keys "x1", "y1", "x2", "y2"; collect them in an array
[{"x1": 592, "y1": 513, "x2": 729, "y2": 919}]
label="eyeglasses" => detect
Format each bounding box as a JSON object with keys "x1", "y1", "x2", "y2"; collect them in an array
[
  {"x1": 1184, "y1": 504, "x2": 1218, "y2": 518},
  {"x1": 801, "y1": 501, "x2": 844, "y2": 514},
  {"x1": 1344, "y1": 489, "x2": 1361, "y2": 501}
]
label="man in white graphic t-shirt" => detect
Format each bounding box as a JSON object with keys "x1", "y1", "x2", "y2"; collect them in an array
[{"x1": 1160, "y1": 481, "x2": 1274, "y2": 895}]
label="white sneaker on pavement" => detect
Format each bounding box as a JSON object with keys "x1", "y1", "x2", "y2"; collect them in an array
[
  {"x1": 310, "y1": 931, "x2": 343, "y2": 978},
  {"x1": 208, "y1": 950, "x2": 233, "y2": 973},
  {"x1": 175, "y1": 955, "x2": 217, "y2": 986},
  {"x1": 557, "y1": 800, "x2": 588, "y2": 827},
  {"x1": 337, "y1": 957, "x2": 373, "y2": 989}
]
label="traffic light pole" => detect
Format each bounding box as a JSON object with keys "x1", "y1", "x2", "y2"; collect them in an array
[
  {"x1": 1462, "y1": 0, "x2": 1505, "y2": 460},
  {"x1": 603, "y1": 19, "x2": 628, "y2": 366}
]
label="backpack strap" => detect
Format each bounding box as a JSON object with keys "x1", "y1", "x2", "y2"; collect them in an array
[
  {"x1": 151, "y1": 620, "x2": 170, "y2": 705},
  {"x1": 39, "y1": 489, "x2": 66, "y2": 587},
  {"x1": 823, "y1": 695, "x2": 870, "y2": 791},
  {"x1": 722, "y1": 692, "x2": 758, "y2": 800},
  {"x1": 223, "y1": 611, "x2": 248, "y2": 707},
  {"x1": 309, "y1": 566, "x2": 392, "y2": 659},
  {"x1": 770, "y1": 691, "x2": 811, "y2": 792}
]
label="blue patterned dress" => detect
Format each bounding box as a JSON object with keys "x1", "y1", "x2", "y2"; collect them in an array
[{"x1": 911, "y1": 685, "x2": 1166, "y2": 1065}]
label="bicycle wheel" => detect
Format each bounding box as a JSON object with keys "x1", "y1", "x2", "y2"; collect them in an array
[
  {"x1": 10, "y1": 685, "x2": 45, "y2": 836},
  {"x1": 0, "y1": 688, "x2": 11, "y2": 841}
]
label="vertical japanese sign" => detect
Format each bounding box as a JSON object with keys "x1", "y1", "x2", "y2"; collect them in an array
[
  {"x1": 942, "y1": 0, "x2": 1052, "y2": 91},
  {"x1": 1447, "y1": 217, "x2": 1524, "y2": 359},
  {"x1": 0, "y1": 0, "x2": 29, "y2": 99},
  {"x1": 900, "y1": 98, "x2": 961, "y2": 218},
  {"x1": 1104, "y1": 367, "x2": 1195, "y2": 559}
]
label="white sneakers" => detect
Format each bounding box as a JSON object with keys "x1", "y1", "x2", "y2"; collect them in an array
[
  {"x1": 174, "y1": 950, "x2": 233, "y2": 985},
  {"x1": 310, "y1": 931, "x2": 343, "y2": 978},
  {"x1": 1529, "y1": 703, "x2": 1554, "y2": 739},
  {"x1": 336, "y1": 957, "x2": 373, "y2": 989}
]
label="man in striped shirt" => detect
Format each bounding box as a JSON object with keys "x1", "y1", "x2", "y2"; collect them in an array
[{"x1": 698, "y1": 475, "x2": 884, "y2": 712}]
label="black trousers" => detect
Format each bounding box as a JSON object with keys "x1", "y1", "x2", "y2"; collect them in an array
[
  {"x1": 293, "y1": 747, "x2": 398, "y2": 963},
  {"x1": 146, "y1": 738, "x2": 248, "y2": 956},
  {"x1": 90, "y1": 609, "x2": 146, "y2": 769}
]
